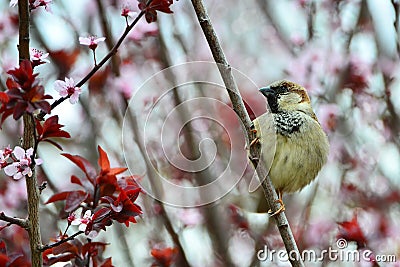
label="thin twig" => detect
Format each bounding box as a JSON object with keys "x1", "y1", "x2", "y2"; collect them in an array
[
  {"x1": 37, "y1": 1, "x2": 152, "y2": 120},
  {"x1": 190, "y1": 1, "x2": 304, "y2": 266},
  {"x1": 0, "y1": 212, "x2": 28, "y2": 228},
  {"x1": 40, "y1": 231, "x2": 84, "y2": 251}
]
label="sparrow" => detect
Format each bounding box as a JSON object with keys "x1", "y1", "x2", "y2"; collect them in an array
[{"x1": 251, "y1": 80, "x2": 329, "y2": 216}]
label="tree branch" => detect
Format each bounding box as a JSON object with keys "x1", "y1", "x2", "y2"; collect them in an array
[
  {"x1": 18, "y1": 0, "x2": 43, "y2": 266},
  {"x1": 48, "y1": 4, "x2": 148, "y2": 111},
  {"x1": 0, "y1": 212, "x2": 28, "y2": 229},
  {"x1": 37, "y1": 1, "x2": 152, "y2": 120},
  {"x1": 40, "y1": 231, "x2": 84, "y2": 252},
  {"x1": 189, "y1": 1, "x2": 304, "y2": 266}
]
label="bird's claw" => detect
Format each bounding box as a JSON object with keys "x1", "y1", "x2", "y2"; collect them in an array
[
  {"x1": 249, "y1": 137, "x2": 260, "y2": 147},
  {"x1": 268, "y1": 198, "x2": 285, "y2": 217}
]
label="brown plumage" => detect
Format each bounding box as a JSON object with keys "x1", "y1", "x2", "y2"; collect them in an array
[{"x1": 252, "y1": 80, "x2": 329, "y2": 215}]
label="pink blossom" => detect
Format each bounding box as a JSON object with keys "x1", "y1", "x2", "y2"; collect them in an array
[
  {"x1": 54, "y1": 77, "x2": 82, "y2": 104},
  {"x1": 121, "y1": 7, "x2": 137, "y2": 18},
  {"x1": 0, "y1": 146, "x2": 12, "y2": 169},
  {"x1": 31, "y1": 0, "x2": 52, "y2": 11},
  {"x1": 70, "y1": 210, "x2": 98, "y2": 238},
  {"x1": 79, "y1": 36, "x2": 106, "y2": 50},
  {"x1": 30, "y1": 48, "x2": 49, "y2": 65},
  {"x1": 4, "y1": 146, "x2": 43, "y2": 180},
  {"x1": 71, "y1": 210, "x2": 93, "y2": 232}
]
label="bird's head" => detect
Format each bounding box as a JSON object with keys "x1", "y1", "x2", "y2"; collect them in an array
[{"x1": 259, "y1": 80, "x2": 316, "y2": 119}]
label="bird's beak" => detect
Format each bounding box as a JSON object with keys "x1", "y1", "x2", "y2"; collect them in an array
[
  {"x1": 259, "y1": 87, "x2": 278, "y2": 113},
  {"x1": 259, "y1": 87, "x2": 275, "y2": 98}
]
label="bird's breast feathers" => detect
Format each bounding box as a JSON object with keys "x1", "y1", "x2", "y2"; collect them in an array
[{"x1": 255, "y1": 111, "x2": 329, "y2": 193}]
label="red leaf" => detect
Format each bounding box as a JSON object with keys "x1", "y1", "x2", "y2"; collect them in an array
[
  {"x1": 99, "y1": 257, "x2": 113, "y2": 267},
  {"x1": 65, "y1": 190, "x2": 89, "y2": 212},
  {"x1": 45, "y1": 191, "x2": 70, "y2": 204},
  {"x1": 337, "y1": 213, "x2": 367, "y2": 248},
  {"x1": 36, "y1": 115, "x2": 70, "y2": 150},
  {"x1": 0, "y1": 254, "x2": 9, "y2": 266},
  {"x1": 150, "y1": 247, "x2": 178, "y2": 267},
  {"x1": 138, "y1": 0, "x2": 174, "y2": 23},
  {"x1": 98, "y1": 145, "x2": 110, "y2": 171},
  {"x1": 0, "y1": 92, "x2": 9, "y2": 104},
  {"x1": 6, "y1": 254, "x2": 30, "y2": 267},
  {"x1": 82, "y1": 242, "x2": 108, "y2": 257},
  {"x1": 1, "y1": 60, "x2": 52, "y2": 124},
  {"x1": 13, "y1": 101, "x2": 28, "y2": 120},
  {"x1": 71, "y1": 175, "x2": 83, "y2": 186},
  {"x1": 62, "y1": 153, "x2": 97, "y2": 182},
  {"x1": 44, "y1": 253, "x2": 75, "y2": 266},
  {"x1": 41, "y1": 115, "x2": 71, "y2": 139},
  {"x1": 51, "y1": 241, "x2": 79, "y2": 256},
  {"x1": 0, "y1": 240, "x2": 6, "y2": 254},
  {"x1": 108, "y1": 167, "x2": 127, "y2": 176},
  {"x1": 92, "y1": 207, "x2": 112, "y2": 222}
]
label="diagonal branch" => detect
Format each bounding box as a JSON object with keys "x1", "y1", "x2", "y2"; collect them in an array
[
  {"x1": 189, "y1": 1, "x2": 304, "y2": 266},
  {"x1": 40, "y1": 231, "x2": 84, "y2": 252},
  {"x1": 37, "y1": 0, "x2": 153, "y2": 120}
]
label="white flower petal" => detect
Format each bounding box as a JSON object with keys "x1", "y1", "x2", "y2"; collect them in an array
[
  {"x1": 13, "y1": 146, "x2": 25, "y2": 160},
  {"x1": 79, "y1": 37, "x2": 91, "y2": 45},
  {"x1": 78, "y1": 224, "x2": 87, "y2": 232},
  {"x1": 94, "y1": 37, "x2": 106, "y2": 43},
  {"x1": 13, "y1": 172, "x2": 24, "y2": 180},
  {"x1": 71, "y1": 219, "x2": 81, "y2": 226},
  {"x1": 4, "y1": 164, "x2": 18, "y2": 176},
  {"x1": 35, "y1": 158, "x2": 43, "y2": 165},
  {"x1": 65, "y1": 77, "x2": 75, "y2": 87},
  {"x1": 83, "y1": 210, "x2": 92, "y2": 219},
  {"x1": 26, "y1": 148, "x2": 34, "y2": 157},
  {"x1": 54, "y1": 80, "x2": 66, "y2": 92}
]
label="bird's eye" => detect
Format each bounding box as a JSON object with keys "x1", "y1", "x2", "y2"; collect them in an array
[{"x1": 275, "y1": 86, "x2": 288, "y2": 95}]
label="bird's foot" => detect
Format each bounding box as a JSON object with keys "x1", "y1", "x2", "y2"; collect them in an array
[
  {"x1": 268, "y1": 198, "x2": 285, "y2": 217},
  {"x1": 244, "y1": 135, "x2": 259, "y2": 150},
  {"x1": 249, "y1": 137, "x2": 260, "y2": 147}
]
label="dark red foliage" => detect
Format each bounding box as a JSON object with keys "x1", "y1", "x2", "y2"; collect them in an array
[
  {"x1": 337, "y1": 213, "x2": 367, "y2": 248},
  {"x1": 43, "y1": 239, "x2": 110, "y2": 267},
  {"x1": 138, "y1": 0, "x2": 175, "y2": 23},
  {"x1": 150, "y1": 247, "x2": 178, "y2": 267},
  {"x1": 36, "y1": 115, "x2": 71, "y2": 150},
  {"x1": 0, "y1": 240, "x2": 31, "y2": 267},
  {"x1": 45, "y1": 146, "x2": 142, "y2": 237},
  {"x1": 0, "y1": 60, "x2": 51, "y2": 125}
]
